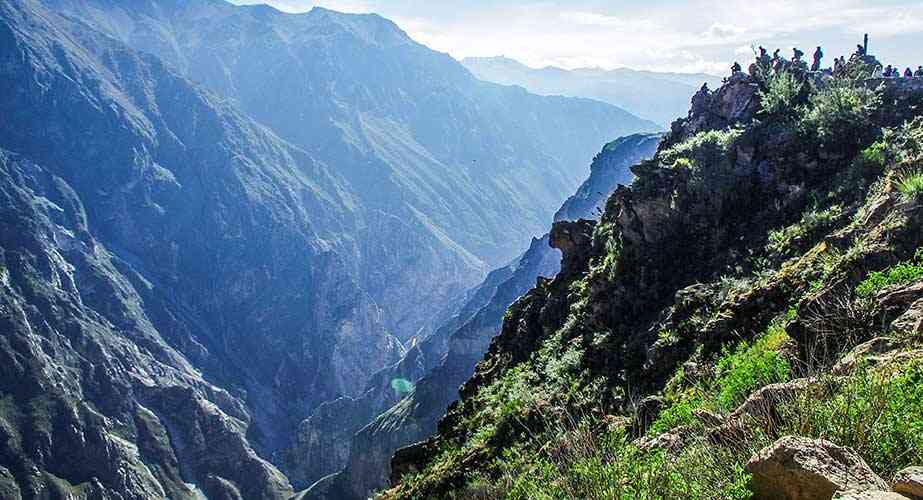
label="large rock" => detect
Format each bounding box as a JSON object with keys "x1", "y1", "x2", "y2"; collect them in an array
[
  {"x1": 832, "y1": 492, "x2": 907, "y2": 499},
  {"x1": 892, "y1": 298, "x2": 923, "y2": 338},
  {"x1": 747, "y1": 436, "x2": 888, "y2": 500},
  {"x1": 893, "y1": 467, "x2": 923, "y2": 499},
  {"x1": 730, "y1": 379, "x2": 820, "y2": 427},
  {"x1": 833, "y1": 338, "x2": 902, "y2": 375}
]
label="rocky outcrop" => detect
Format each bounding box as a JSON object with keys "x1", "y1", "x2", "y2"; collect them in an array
[
  {"x1": 679, "y1": 74, "x2": 760, "y2": 139},
  {"x1": 832, "y1": 338, "x2": 912, "y2": 375},
  {"x1": 893, "y1": 467, "x2": 923, "y2": 499},
  {"x1": 877, "y1": 280, "x2": 923, "y2": 338},
  {"x1": 555, "y1": 133, "x2": 663, "y2": 222},
  {"x1": 747, "y1": 436, "x2": 889, "y2": 500}
]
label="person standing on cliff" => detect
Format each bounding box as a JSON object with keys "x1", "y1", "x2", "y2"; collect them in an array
[
  {"x1": 905, "y1": 68, "x2": 914, "y2": 78},
  {"x1": 915, "y1": 66, "x2": 923, "y2": 77},
  {"x1": 811, "y1": 46, "x2": 823, "y2": 71}
]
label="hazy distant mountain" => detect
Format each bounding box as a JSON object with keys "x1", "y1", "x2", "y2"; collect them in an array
[
  {"x1": 0, "y1": 0, "x2": 659, "y2": 496},
  {"x1": 462, "y1": 56, "x2": 723, "y2": 127}
]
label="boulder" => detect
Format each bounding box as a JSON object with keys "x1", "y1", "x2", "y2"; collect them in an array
[
  {"x1": 891, "y1": 298, "x2": 923, "y2": 338},
  {"x1": 877, "y1": 280, "x2": 923, "y2": 312},
  {"x1": 747, "y1": 436, "x2": 888, "y2": 500},
  {"x1": 634, "y1": 396, "x2": 666, "y2": 434},
  {"x1": 832, "y1": 338, "x2": 901, "y2": 375},
  {"x1": 832, "y1": 491, "x2": 907, "y2": 499},
  {"x1": 893, "y1": 466, "x2": 923, "y2": 499},
  {"x1": 730, "y1": 378, "x2": 820, "y2": 427}
]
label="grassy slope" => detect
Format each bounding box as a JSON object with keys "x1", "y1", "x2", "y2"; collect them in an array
[{"x1": 384, "y1": 59, "x2": 923, "y2": 499}]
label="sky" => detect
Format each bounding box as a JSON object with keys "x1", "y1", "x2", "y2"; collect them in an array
[{"x1": 229, "y1": 0, "x2": 923, "y2": 75}]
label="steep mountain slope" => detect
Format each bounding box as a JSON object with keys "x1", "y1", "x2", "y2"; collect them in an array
[
  {"x1": 385, "y1": 60, "x2": 923, "y2": 499},
  {"x1": 42, "y1": 0, "x2": 661, "y2": 344},
  {"x1": 295, "y1": 133, "x2": 663, "y2": 497},
  {"x1": 0, "y1": 0, "x2": 405, "y2": 496},
  {"x1": 463, "y1": 56, "x2": 722, "y2": 127}
]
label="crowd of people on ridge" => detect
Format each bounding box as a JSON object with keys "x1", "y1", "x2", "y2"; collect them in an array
[{"x1": 724, "y1": 39, "x2": 923, "y2": 81}]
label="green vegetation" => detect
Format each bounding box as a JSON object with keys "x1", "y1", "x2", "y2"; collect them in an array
[
  {"x1": 800, "y1": 79, "x2": 881, "y2": 147},
  {"x1": 660, "y1": 128, "x2": 743, "y2": 168},
  {"x1": 714, "y1": 324, "x2": 791, "y2": 409},
  {"x1": 855, "y1": 249, "x2": 923, "y2": 297},
  {"x1": 758, "y1": 71, "x2": 805, "y2": 119},
  {"x1": 767, "y1": 204, "x2": 844, "y2": 256},
  {"x1": 897, "y1": 170, "x2": 923, "y2": 201},
  {"x1": 650, "y1": 324, "x2": 791, "y2": 434},
  {"x1": 474, "y1": 425, "x2": 753, "y2": 500},
  {"x1": 779, "y1": 360, "x2": 923, "y2": 477}
]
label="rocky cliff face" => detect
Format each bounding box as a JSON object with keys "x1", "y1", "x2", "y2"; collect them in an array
[
  {"x1": 293, "y1": 134, "x2": 663, "y2": 497},
  {"x1": 383, "y1": 59, "x2": 923, "y2": 499}
]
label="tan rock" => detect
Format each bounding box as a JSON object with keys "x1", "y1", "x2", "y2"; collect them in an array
[
  {"x1": 893, "y1": 466, "x2": 923, "y2": 499},
  {"x1": 730, "y1": 378, "x2": 819, "y2": 427},
  {"x1": 892, "y1": 298, "x2": 923, "y2": 338},
  {"x1": 747, "y1": 436, "x2": 888, "y2": 500},
  {"x1": 833, "y1": 338, "x2": 901, "y2": 375},
  {"x1": 832, "y1": 491, "x2": 907, "y2": 499}
]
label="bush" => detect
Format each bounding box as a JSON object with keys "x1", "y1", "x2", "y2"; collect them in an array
[
  {"x1": 767, "y1": 204, "x2": 844, "y2": 256},
  {"x1": 778, "y1": 360, "x2": 923, "y2": 478},
  {"x1": 484, "y1": 422, "x2": 754, "y2": 500},
  {"x1": 650, "y1": 325, "x2": 792, "y2": 434},
  {"x1": 759, "y1": 71, "x2": 805, "y2": 119},
  {"x1": 855, "y1": 251, "x2": 923, "y2": 297},
  {"x1": 659, "y1": 128, "x2": 743, "y2": 168},
  {"x1": 896, "y1": 170, "x2": 923, "y2": 201},
  {"x1": 800, "y1": 79, "x2": 881, "y2": 148},
  {"x1": 714, "y1": 325, "x2": 791, "y2": 409}
]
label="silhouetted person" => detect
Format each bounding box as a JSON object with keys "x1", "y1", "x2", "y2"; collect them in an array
[
  {"x1": 757, "y1": 46, "x2": 770, "y2": 66},
  {"x1": 731, "y1": 61, "x2": 742, "y2": 74},
  {"x1": 856, "y1": 44, "x2": 866, "y2": 57},
  {"x1": 905, "y1": 67, "x2": 914, "y2": 78},
  {"x1": 883, "y1": 65, "x2": 893, "y2": 77},
  {"x1": 811, "y1": 46, "x2": 823, "y2": 71},
  {"x1": 915, "y1": 66, "x2": 923, "y2": 77},
  {"x1": 833, "y1": 56, "x2": 844, "y2": 75}
]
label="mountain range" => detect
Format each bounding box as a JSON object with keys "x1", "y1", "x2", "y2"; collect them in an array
[
  {"x1": 462, "y1": 56, "x2": 723, "y2": 127},
  {"x1": 0, "y1": 0, "x2": 661, "y2": 498}
]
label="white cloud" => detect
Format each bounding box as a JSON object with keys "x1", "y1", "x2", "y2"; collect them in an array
[{"x1": 229, "y1": 0, "x2": 923, "y2": 75}]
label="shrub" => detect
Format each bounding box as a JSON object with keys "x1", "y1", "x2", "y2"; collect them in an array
[
  {"x1": 800, "y1": 79, "x2": 881, "y2": 148},
  {"x1": 650, "y1": 325, "x2": 792, "y2": 434},
  {"x1": 778, "y1": 360, "x2": 923, "y2": 478},
  {"x1": 659, "y1": 128, "x2": 743, "y2": 168},
  {"x1": 896, "y1": 170, "x2": 923, "y2": 201},
  {"x1": 485, "y1": 422, "x2": 754, "y2": 500},
  {"x1": 714, "y1": 325, "x2": 791, "y2": 409},
  {"x1": 767, "y1": 204, "x2": 844, "y2": 256},
  {"x1": 759, "y1": 70, "x2": 805, "y2": 119},
  {"x1": 855, "y1": 251, "x2": 923, "y2": 297}
]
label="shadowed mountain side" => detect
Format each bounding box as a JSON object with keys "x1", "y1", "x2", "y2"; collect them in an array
[{"x1": 0, "y1": 0, "x2": 405, "y2": 495}]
